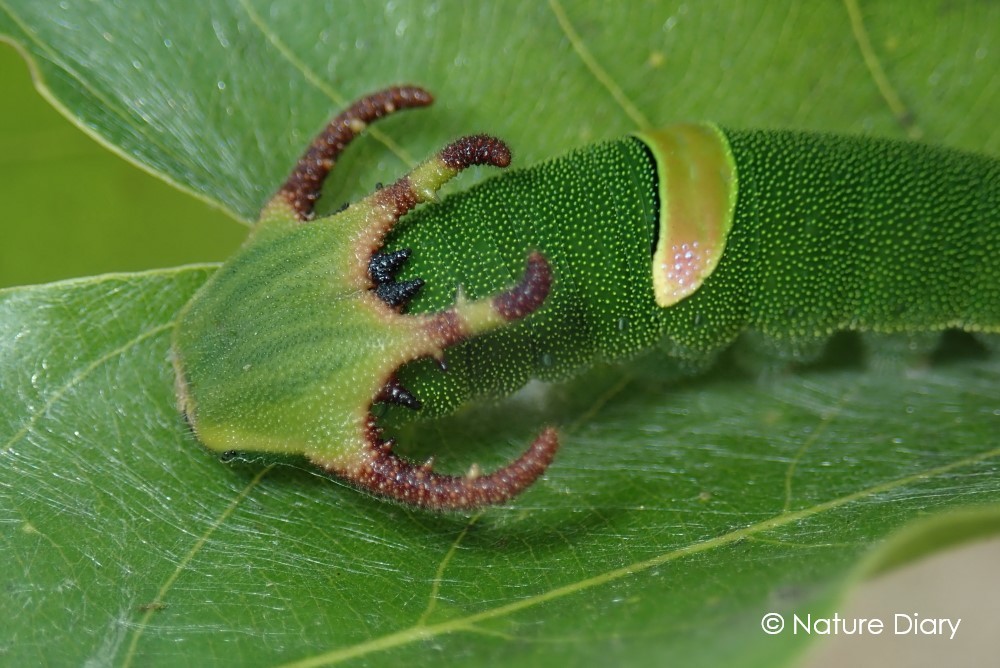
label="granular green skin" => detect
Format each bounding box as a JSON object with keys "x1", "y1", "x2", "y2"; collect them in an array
[
  {"x1": 388, "y1": 138, "x2": 661, "y2": 412},
  {"x1": 388, "y1": 129, "x2": 1000, "y2": 415},
  {"x1": 668, "y1": 129, "x2": 1000, "y2": 359}
]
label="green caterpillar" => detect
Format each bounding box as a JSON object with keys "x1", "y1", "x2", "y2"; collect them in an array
[{"x1": 171, "y1": 86, "x2": 1000, "y2": 511}]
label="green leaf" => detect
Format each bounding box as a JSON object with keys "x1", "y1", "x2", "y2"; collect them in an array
[
  {"x1": 3, "y1": 271, "x2": 999, "y2": 666},
  {"x1": 1, "y1": 1, "x2": 998, "y2": 666}
]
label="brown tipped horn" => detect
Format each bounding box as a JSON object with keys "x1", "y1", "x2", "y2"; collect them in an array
[
  {"x1": 270, "y1": 86, "x2": 433, "y2": 220},
  {"x1": 332, "y1": 427, "x2": 559, "y2": 510}
]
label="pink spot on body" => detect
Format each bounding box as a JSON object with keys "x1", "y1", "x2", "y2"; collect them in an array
[{"x1": 660, "y1": 241, "x2": 711, "y2": 302}]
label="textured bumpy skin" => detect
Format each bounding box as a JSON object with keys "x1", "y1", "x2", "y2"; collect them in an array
[
  {"x1": 668, "y1": 128, "x2": 1000, "y2": 358},
  {"x1": 172, "y1": 86, "x2": 999, "y2": 509},
  {"x1": 388, "y1": 128, "x2": 1000, "y2": 416},
  {"x1": 387, "y1": 139, "x2": 662, "y2": 412}
]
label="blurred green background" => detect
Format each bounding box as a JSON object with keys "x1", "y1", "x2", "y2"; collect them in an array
[{"x1": 0, "y1": 43, "x2": 243, "y2": 288}]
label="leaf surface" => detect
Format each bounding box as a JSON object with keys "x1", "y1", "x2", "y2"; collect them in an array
[{"x1": 1, "y1": 1, "x2": 998, "y2": 666}]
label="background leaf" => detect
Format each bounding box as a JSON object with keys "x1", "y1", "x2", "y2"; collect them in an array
[
  {"x1": 1, "y1": 1, "x2": 998, "y2": 666},
  {"x1": 0, "y1": 44, "x2": 242, "y2": 288}
]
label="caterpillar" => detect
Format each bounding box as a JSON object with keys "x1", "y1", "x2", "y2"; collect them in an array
[{"x1": 171, "y1": 86, "x2": 1000, "y2": 511}]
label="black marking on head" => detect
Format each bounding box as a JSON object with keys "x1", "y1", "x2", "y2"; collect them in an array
[
  {"x1": 375, "y1": 278, "x2": 425, "y2": 308},
  {"x1": 368, "y1": 248, "x2": 413, "y2": 285},
  {"x1": 376, "y1": 377, "x2": 423, "y2": 410}
]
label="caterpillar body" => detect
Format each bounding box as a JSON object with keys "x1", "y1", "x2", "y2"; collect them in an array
[{"x1": 171, "y1": 87, "x2": 1000, "y2": 511}]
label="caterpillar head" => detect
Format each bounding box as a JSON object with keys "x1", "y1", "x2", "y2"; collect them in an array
[{"x1": 171, "y1": 88, "x2": 558, "y2": 511}]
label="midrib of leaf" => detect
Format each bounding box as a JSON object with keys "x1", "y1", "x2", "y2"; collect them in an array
[
  {"x1": 547, "y1": 0, "x2": 651, "y2": 130},
  {"x1": 230, "y1": 445, "x2": 1000, "y2": 668}
]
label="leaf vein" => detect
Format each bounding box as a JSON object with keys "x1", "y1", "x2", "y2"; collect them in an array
[
  {"x1": 546, "y1": 0, "x2": 650, "y2": 130},
  {"x1": 2, "y1": 322, "x2": 173, "y2": 453},
  {"x1": 782, "y1": 384, "x2": 860, "y2": 513},
  {"x1": 120, "y1": 463, "x2": 277, "y2": 667},
  {"x1": 235, "y1": 0, "x2": 418, "y2": 168},
  {"x1": 843, "y1": 0, "x2": 923, "y2": 139},
  {"x1": 417, "y1": 514, "x2": 480, "y2": 625}
]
